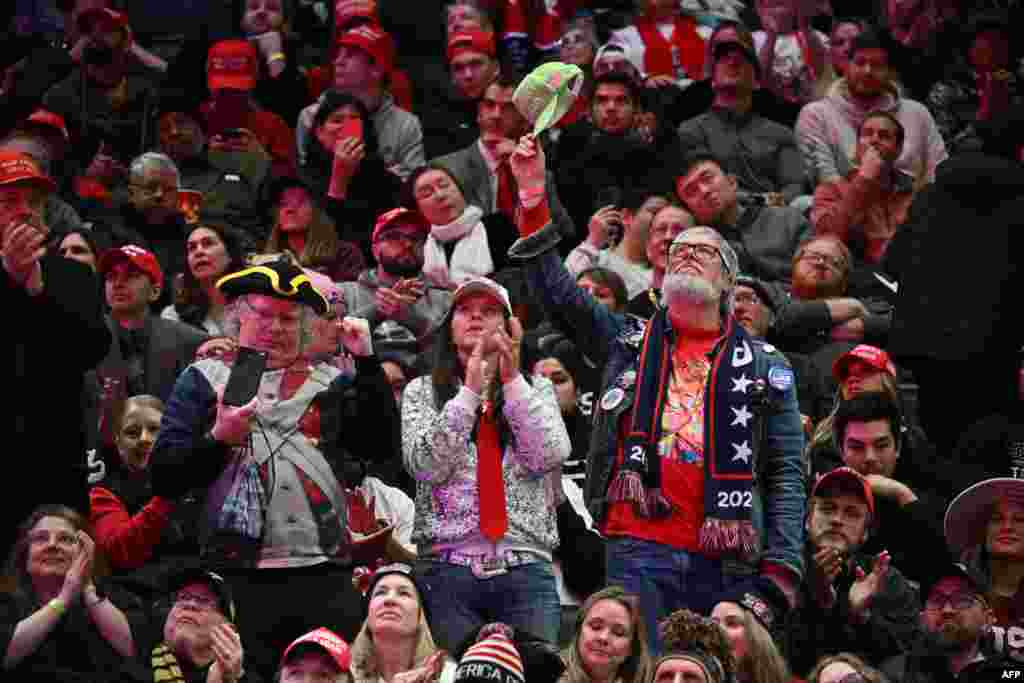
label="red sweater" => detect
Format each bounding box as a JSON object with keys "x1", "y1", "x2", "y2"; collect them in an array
[{"x1": 89, "y1": 486, "x2": 174, "y2": 571}]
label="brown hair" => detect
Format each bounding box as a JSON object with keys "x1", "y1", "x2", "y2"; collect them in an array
[
  {"x1": 807, "y1": 653, "x2": 886, "y2": 683},
  {"x1": 265, "y1": 200, "x2": 342, "y2": 273},
  {"x1": 560, "y1": 586, "x2": 651, "y2": 683},
  {"x1": 5, "y1": 505, "x2": 89, "y2": 599}
]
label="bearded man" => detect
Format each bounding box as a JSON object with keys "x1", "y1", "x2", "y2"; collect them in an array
[{"x1": 506, "y1": 136, "x2": 806, "y2": 651}]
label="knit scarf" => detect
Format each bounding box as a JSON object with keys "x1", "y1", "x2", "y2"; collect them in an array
[
  {"x1": 607, "y1": 310, "x2": 759, "y2": 560},
  {"x1": 151, "y1": 643, "x2": 186, "y2": 683},
  {"x1": 635, "y1": 14, "x2": 705, "y2": 81},
  {"x1": 422, "y1": 205, "x2": 493, "y2": 289}
]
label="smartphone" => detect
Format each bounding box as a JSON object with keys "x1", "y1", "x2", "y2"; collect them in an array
[
  {"x1": 222, "y1": 347, "x2": 268, "y2": 407},
  {"x1": 339, "y1": 118, "x2": 363, "y2": 141},
  {"x1": 595, "y1": 186, "x2": 624, "y2": 245}
]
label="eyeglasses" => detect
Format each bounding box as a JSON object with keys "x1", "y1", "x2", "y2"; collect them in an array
[
  {"x1": 925, "y1": 593, "x2": 980, "y2": 611},
  {"x1": 242, "y1": 299, "x2": 302, "y2": 330},
  {"x1": 28, "y1": 530, "x2": 79, "y2": 547},
  {"x1": 667, "y1": 241, "x2": 721, "y2": 269},
  {"x1": 799, "y1": 249, "x2": 845, "y2": 271},
  {"x1": 172, "y1": 590, "x2": 220, "y2": 611},
  {"x1": 130, "y1": 182, "x2": 178, "y2": 199}
]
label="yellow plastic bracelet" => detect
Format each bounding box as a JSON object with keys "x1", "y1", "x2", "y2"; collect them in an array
[{"x1": 46, "y1": 598, "x2": 66, "y2": 617}]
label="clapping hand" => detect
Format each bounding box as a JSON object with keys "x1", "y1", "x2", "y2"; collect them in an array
[
  {"x1": 849, "y1": 550, "x2": 891, "y2": 618},
  {"x1": 207, "y1": 623, "x2": 244, "y2": 683}
]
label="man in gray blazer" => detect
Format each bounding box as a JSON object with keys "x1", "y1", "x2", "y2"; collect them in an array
[{"x1": 434, "y1": 72, "x2": 576, "y2": 245}]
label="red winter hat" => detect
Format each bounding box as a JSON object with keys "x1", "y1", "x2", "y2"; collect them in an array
[
  {"x1": 371, "y1": 207, "x2": 429, "y2": 243},
  {"x1": 281, "y1": 628, "x2": 352, "y2": 673},
  {"x1": 207, "y1": 40, "x2": 259, "y2": 92},
  {"x1": 77, "y1": 7, "x2": 130, "y2": 36},
  {"x1": 0, "y1": 151, "x2": 56, "y2": 192},
  {"x1": 335, "y1": 0, "x2": 379, "y2": 29},
  {"x1": 447, "y1": 30, "x2": 496, "y2": 63},
  {"x1": 25, "y1": 109, "x2": 70, "y2": 142},
  {"x1": 336, "y1": 25, "x2": 395, "y2": 73},
  {"x1": 832, "y1": 344, "x2": 897, "y2": 383},
  {"x1": 99, "y1": 244, "x2": 164, "y2": 285}
]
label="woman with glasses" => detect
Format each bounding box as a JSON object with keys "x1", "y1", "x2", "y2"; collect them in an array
[{"x1": 0, "y1": 505, "x2": 138, "y2": 679}]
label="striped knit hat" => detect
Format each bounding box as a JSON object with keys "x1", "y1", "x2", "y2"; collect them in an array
[{"x1": 455, "y1": 624, "x2": 525, "y2": 683}]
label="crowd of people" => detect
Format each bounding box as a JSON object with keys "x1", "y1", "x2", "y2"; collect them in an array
[{"x1": 3, "y1": 0, "x2": 1024, "y2": 681}]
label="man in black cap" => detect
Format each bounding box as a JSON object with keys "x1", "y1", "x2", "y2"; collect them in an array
[
  {"x1": 134, "y1": 568, "x2": 261, "y2": 683},
  {"x1": 151, "y1": 259, "x2": 380, "y2": 677},
  {"x1": 882, "y1": 563, "x2": 1015, "y2": 683}
]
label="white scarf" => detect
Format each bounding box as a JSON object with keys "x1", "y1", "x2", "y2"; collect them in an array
[{"x1": 422, "y1": 205, "x2": 493, "y2": 289}]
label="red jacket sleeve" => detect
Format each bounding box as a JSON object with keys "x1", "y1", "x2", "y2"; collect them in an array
[
  {"x1": 89, "y1": 486, "x2": 174, "y2": 571},
  {"x1": 811, "y1": 173, "x2": 880, "y2": 243}
]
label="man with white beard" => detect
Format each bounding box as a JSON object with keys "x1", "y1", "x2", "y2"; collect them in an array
[{"x1": 505, "y1": 137, "x2": 806, "y2": 652}]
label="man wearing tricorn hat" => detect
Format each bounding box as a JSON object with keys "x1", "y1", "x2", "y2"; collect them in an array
[{"x1": 151, "y1": 259, "x2": 381, "y2": 676}]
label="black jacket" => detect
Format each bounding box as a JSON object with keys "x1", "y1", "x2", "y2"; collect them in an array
[
  {"x1": 784, "y1": 546, "x2": 922, "y2": 678},
  {"x1": 884, "y1": 153, "x2": 1024, "y2": 364},
  {"x1": 1, "y1": 254, "x2": 111, "y2": 553}
]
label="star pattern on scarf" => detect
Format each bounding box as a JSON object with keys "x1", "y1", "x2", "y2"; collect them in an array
[
  {"x1": 731, "y1": 405, "x2": 753, "y2": 428},
  {"x1": 731, "y1": 373, "x2": 753, "y2": 394},
  {"x1": 732, "y1": 440, "x2": 753, "y2": 464}
]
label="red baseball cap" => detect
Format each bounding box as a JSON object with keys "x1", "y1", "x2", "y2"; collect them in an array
[
  {"x1": 447, "y1": 30, "x2": 496, "y2": 63},
  {"x1": 207, "y1": 40, "x2": 259, "y2": 92},
  {"x1": 371, "y1": 207, "x2": 429, "y2": 243},
  {"x1": 24, "y1": 109, "x2": 70, "y2": 142},
  {"x1": 335, "y1": 25, "x2": 395, "y2": 73},
  {"x1": 281, "y1": 628, "x2": 351, "y2": 673},
  {"x1": 76, "y1": 7, "x2": 130, "y2": 35},
  {"x1": 832, "y1": 345, "x2": 897, "y2": 383},
  {"x1": 335, "y1": 0, "x2": 379, "y2": 29},
  {"x1": 98, "y1": 245, "x2": 164, "y2": 285},
  {"x1": 0, "y1": 151, "x2": 56, "y2": 192},
  {"x1": 811, "y1": 466, "x2": 875, "y2": 516}
]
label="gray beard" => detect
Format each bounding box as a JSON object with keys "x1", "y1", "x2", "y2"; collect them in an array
[{"x1": 662, "y1": 272, "x2": 717, "y2": 308}]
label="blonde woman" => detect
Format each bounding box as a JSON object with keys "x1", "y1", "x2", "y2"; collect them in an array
[
  {"x1": 709, "y1": 583, "x2": 792, "y2": 683},
  {"x1": 349, "y1": 564, "x2": 455, "y2": 683},
  {"x1": 559, "y1": 586, "x2": 650, "y2": 683}
]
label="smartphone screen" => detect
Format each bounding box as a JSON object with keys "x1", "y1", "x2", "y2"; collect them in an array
[
  {"x1": 339, "y1": 118, "x2": 363, "y2": 142},
  {"x1": 222, "y1": 347, "x2": 268, "y2": 407}
]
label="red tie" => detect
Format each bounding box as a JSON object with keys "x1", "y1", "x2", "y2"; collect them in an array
[
  {"x1": 496, "y1": 161, "x2": 517, "y2": 222},
  {"x1": 477, "y1": 404, "x2": 508, "y2": 542}
]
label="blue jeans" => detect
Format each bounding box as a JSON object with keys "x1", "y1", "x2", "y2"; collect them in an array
[
  {"x1": 606, "y1": 537, "x2": 742, "y2": 653},
  {"x1": 414, "y1": 559, "x2": 561, "y2": 651}
]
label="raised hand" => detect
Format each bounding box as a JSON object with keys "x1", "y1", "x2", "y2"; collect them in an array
[
  {"x1": 508, "y1": 136, "x2": 546, "y2": 190},
  {"x1": 849, "y1": 550, "x2": 891, "y2": 617},
  {"x1": 207, "y1": 623, "x2": 244, "y2": 683},
  {"x1": 493, "y1": 316, "x2": 524, "y2": 385},
  {"x1": 60, "y1": 531, "x2": 95, "y2": 605}
]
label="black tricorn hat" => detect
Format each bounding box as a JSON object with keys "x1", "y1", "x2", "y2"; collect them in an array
[{"x1": 216, "y1": 260, "x2": 330, "y2": 315}]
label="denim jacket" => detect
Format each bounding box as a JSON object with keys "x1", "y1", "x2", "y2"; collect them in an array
[{"x1": 509, "y1": 224, "x2": 806, "y2": 579}]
